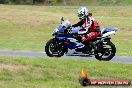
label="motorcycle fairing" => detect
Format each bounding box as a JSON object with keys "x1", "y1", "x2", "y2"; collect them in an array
[
  {"x1": 101, "y1": 28, "x2": 118, "y2": 37},
  {"x1": 101, "y1": 28, "x2": 118, "y2": 34},
  {"x1": 55, "y1": 36, "x2": 84, "y2": 49}
]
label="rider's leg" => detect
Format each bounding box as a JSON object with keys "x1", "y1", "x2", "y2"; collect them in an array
[
  {"x1": 82, "y1": 32, "x2": 100, "y2": 42},
  {"x1": 81, "y1": 32, "x2": 100, "y2": 53}
]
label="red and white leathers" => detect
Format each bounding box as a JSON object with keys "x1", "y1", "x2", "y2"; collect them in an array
[{"x1": 72, "y1": 14, "x2": 100, "y2": 43}]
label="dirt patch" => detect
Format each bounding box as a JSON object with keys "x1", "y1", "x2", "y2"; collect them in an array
[{"x1": 0, "y1": 63, "x2": 29, "y2": 71}]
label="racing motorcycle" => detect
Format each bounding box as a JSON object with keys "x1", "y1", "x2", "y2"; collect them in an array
[{"x1": 45, "y1": 17, "x2": 118, "y2": 61}]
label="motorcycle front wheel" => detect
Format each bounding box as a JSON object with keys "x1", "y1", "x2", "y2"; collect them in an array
[
  {"x1": 45, "y1": 39, "x2": 65, "y2": 57},
  {"x1": 94, "y1": 41, "x2": 116, "y2": 61}
]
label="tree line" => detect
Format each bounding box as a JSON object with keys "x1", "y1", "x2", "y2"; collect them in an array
[{"x1": 0, "y1": 0, "x2": 66, "y2": 5}]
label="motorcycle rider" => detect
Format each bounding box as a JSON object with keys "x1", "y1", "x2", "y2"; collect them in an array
[{"x1": 72, "y1": 7, "x2": 101, "y2": 44}]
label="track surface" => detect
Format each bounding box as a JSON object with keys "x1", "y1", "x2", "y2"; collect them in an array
[{"x1": 0, "y1": 50, "x2": 132, "y2": 64}]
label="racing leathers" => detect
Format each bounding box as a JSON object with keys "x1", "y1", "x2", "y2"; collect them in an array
[{"x1": 72, "y1": 15, "x2": 100, "y2": 43}]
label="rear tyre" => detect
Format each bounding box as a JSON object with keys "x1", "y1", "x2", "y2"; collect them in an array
[
  {"x1": 94, "y1": 41, "x2": 116, "y2": 61},
  {"x1": 45, "y1": 39, "x2": 65, "y2": 57}
]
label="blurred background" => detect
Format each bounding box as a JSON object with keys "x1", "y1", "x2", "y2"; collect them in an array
[{"x1": 0, "y1": 0, "x2": 131, "y2": 6}]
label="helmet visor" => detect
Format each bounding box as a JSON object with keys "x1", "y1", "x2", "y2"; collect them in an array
[{"x1": 78, "y1": 13, "x2": 84, "y2": 18}]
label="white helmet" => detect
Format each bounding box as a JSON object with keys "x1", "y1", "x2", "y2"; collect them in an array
[{"x1": 77, "y1": 7, "x2": 88, "y2": 19}]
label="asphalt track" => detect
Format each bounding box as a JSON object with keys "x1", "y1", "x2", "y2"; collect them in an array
[{"x1": 0, "y1": 50, "x2": 132, "y2": 64}]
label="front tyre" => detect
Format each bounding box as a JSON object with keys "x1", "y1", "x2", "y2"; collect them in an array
[
  {"x1": 94, "y1": 41, "x2": 116, "y2": 61},
  {"x1": 45, "y1": 39, "x2": 65, "y2": 57}
]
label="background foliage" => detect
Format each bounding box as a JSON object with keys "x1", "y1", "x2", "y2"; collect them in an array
[{"x1": 0, "y1": 0, "x2": 132, "y2": 5}]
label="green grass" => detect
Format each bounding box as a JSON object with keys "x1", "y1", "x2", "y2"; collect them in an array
[
  {"x1": 63, "y1": 0, "x2": 132, "y2": 6},
  {"x1": 0, "y1": 5, "x2": 132, "y2": 56},
  {"x1": 0, "y1": 56, "x2": 132, "y2": 88}
]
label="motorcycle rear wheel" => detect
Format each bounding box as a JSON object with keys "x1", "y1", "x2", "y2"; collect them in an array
[
  {"x1": 45, "y1": 39, "x2": 65, "y2": 57},
  {"x1": 94, "y1": 41, "x2": 116, "y2": 61}
]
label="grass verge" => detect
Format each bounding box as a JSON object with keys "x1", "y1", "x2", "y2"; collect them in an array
[{"x1": 0, "y1": 56, "x2": 132, "y2": 88}]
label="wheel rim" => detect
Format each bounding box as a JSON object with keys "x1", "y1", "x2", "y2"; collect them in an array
[
  {"x1": 96, "y1": 43, "x2": 114, "y2": 60},
  {"x1": 101, "y1": 45, "x2": 113, "y2": 58},
  {"x1": 49, "y1": 41, "x2": 64, "y2": 56}
]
